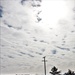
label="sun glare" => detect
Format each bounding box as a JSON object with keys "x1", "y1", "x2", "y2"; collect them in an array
[{"x1": 40, "y1": 0, "x2": 69, "y2": 29}]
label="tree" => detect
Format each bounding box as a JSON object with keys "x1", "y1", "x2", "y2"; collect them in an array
[
  {"x1": 49, "y1": 66, "x2": 61, "y2": 75},
  {"x1": 64, "y1": 69, "x2": 75, "y2": 75}
]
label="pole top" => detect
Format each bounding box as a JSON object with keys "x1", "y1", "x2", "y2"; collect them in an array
[{"x1": 43, "y1": 56, "x2": 46, "y2": 58}]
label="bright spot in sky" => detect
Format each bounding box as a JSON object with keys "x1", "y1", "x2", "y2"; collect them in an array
[{"x1": 40, "y1": 0, "x2": 70, "y2": 29}]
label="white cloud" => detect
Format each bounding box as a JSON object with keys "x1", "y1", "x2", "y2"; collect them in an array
[{"x1": 0, "y1": 0, "x2": 75, "y2": 74}]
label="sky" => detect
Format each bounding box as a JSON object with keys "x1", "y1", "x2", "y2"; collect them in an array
[{"x1": 0, "y1": 0, "x2": 75, "y2": 75}]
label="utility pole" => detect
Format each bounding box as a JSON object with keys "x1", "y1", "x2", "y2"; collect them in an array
[{"x1": 42, "y1": 56, "x2": 47, "y2": 75}]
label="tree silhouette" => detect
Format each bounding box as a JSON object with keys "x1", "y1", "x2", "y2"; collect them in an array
[
  {"x1": 64, "y1": 69, "x2": 75, "y2": 75},
  {"x1": 49, "y1": 66, "x2": 61, "y2": 75}
]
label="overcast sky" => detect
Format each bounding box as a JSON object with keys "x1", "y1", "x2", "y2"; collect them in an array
[{"x1": 0, "y1": 0, "x2": 75, "y2": 74}]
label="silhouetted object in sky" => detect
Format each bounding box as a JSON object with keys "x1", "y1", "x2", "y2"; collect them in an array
[
  {"x1": 64, "y1": 69, "x2": 75, "y2": 75},
  {"x1": 42, "y1": 56, "x2": 47, "y2": 75},
  {"x1": 49, "y1": 66, "x2": 61, "y2": 75}
]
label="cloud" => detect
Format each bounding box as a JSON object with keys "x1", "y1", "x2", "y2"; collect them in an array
[
  {"x1": 0, "y1": 0, "x2": 75, "y2": 74},
  {"x1": 0, "y1": 6, "x2": 3, "y2": 18},
  {"x1": 56, "y1": 46, "x2": 70, "y2": 51},
  {"x1": 51, "y1": 50, "x2": 57, "y2": 54}
]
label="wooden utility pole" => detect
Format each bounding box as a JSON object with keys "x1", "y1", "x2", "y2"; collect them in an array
[{"x1": 42, "y1": 56, "x2": 47, "y2": 75}]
